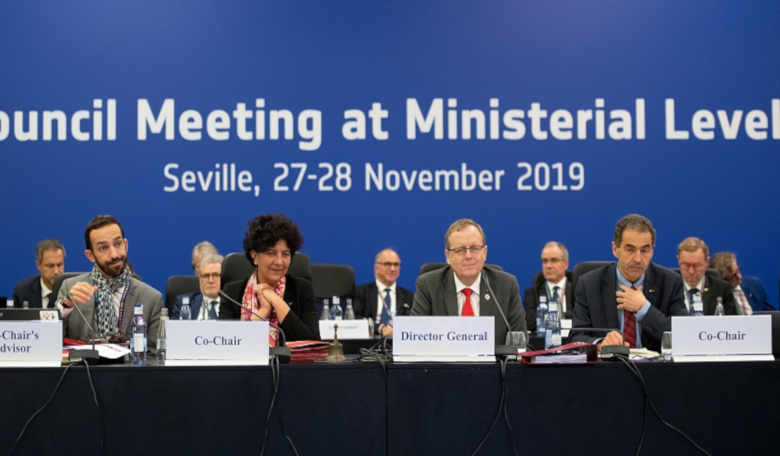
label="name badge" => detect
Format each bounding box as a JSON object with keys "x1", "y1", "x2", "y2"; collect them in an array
[
  {"x1": 0, "y1": 321, "x2": 63, "y2": 367},
  {"x1": 548, "y1": 302, "x2": 559, "y2": 313},
  {"x1": 393, "y1": 316, "x2": 495, "y2": 362},
  {"x1": 166, "y1": 321, "x2": 269, "y2": 366},
  {"x1": 692, "y1": 302, "x2": 703, "y2": 313},
  {"x1": 319, "y1": 319, "x2": 370, "y2": 339},
  {"x1": 672, "y1": 315, "x2": 773, "y2": 362}
]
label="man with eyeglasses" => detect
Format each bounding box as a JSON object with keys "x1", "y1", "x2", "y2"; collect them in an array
[
  {"x1": 571, "y1": 214, "x2": 687, "y2": 352},
  {"x1": 709, "y1": 252, "x2": 774, "y2": 314},
  {"x1": 353, "y1": 248, "x2": 415, "y2": 336},
  {"x1": 411, "y1": 219, "x2": 526, "y2": 346},
  {"x1": 173, "y1": 253, "x2": 224, "y2": 320},
  {"x1": 676, "y1": 237, "x2": 735, "y2": 315},
  {"x1": 524, "y1": 242, "x2": 573, "y2": 331}
]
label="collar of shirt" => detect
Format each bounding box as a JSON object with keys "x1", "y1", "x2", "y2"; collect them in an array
[
  {"x1": 40, "y1": 278, "x2": 53, "y2": 304},
  {"x1": 616, "y1": 266, "x2": 645, "y2": 289},
  {"x1": 376, "y1": 280, "x2": 396, "y2": 295},
  {"x1": 453, "y1": 271, "x2": 481, "y2": 316}
]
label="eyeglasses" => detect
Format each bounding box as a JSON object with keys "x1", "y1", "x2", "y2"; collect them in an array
[
  {"x1": 447, "y1": 245, "x2": 485, "y2": 256},
  {"x1": 376, "y1": 262, "x2": 401, "y2": 268},
  {"x1": 542, "y1": 258, "x2": 565, "y2": 265},
  {"x1": 200, "y1": 273, "x2": 220, "y2": 281}
]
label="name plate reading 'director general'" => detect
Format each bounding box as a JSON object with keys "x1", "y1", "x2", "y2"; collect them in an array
[
  {"x1": 672, "y1": 315, "x2": 773, "y2": 362},
  {"x1": 393, "y1": 316, "x2": 495, "y2": 362},
  {"x1": 166, "y1": 320, "x2": 269, "y2": 366},
  {"x1": 319, "y1": 319, "x2": 370, "y2": 339},
  {"x1": 0, "y1": 321, "x2": 63, "y2": 367}
]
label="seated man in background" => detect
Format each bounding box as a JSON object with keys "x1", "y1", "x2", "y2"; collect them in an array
[
  {"x1": 173, "y1": 253, "x2": 223, "y2": 320},
  {"x1": 412, "y1": 218, "x2": 526, "y2": 346},
  {"x1": 710, "y1": 252, "x2": 775, "y2": 314},
  {"x1": 354, "y1": 248, "x2": 415, "y2": 336},
  {"x1": 572, "y1": 214, "x2": 687, "y2": 352},
  {"x1": 676, "y1": 237, "x2": 735, "y2": 315},
  {"x1": 57, "y1": 215, "x2": 163, "y2": 345},
  {"x1": 524, "y1": 241, "x2": 573, "y2": 331},
  {"x1": 192, "y1": 241, "x2": 219, "y2": 276},
  {"x1": 13, "y1": 239, "x2": 66, "y2": 309}
]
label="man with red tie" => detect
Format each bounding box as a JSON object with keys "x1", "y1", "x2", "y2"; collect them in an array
[
  {"x1": 571, "y1": 214, "x2": 687, "y2": 352},
  {"x1": 411, "y1": 219, "x2": 526, "y2": 346}
]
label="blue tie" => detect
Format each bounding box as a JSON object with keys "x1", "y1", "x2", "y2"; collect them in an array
[
  {"x1": 208, "y1": 300, "x2": 218, "y2": 320},
  {"x1": 379, "y1": 288, "x2": 392, "y2": 326},
  {"x1": 551, "y1": 286, "x2": 560, "y2": 303}
]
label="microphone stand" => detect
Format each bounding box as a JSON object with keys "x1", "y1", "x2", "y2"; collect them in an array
[
  {"x1": 66, "y1": 292, "x2": 100, "y2": 365},
  {"x1": 219, "y1": 290, "x2": 291, "y2": 363},
  {"x1": 482, "y1": 275, "x2": 525, "y2": 359}
]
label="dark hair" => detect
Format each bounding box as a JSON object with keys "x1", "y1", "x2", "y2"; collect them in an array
[
  {"x1": 614, "y1": 214, "x2": 656, "y2": 246},
  {"x1": 85, "y1": 215, "x2": 124, "y2": 250},
  {"x1": 243, "y1": 214, "x2": 304, "y2": 262},
  {"x1": 35, "y1": 239, "x2": 65, "y2": 263}
]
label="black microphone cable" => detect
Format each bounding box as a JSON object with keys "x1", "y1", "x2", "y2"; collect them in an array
[
  {"x1": 616, "y1": 355, "x2": 712, "y2": 456},
  {"x1": 6, "y1": 364, "x2": 72, "y2": 456},
  {"x1": 470, "y1": 356, "x2": 518, "y2": 456},
  {"x1": 83, "y1": 360, "x2": 106, "y2": 456}
]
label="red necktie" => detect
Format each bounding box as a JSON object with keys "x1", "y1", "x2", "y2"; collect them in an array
[
  {"x1": 462, "y1": 288, "x2": 474, "y2": 316},
  {"x1": 623, "y1": 286, "x2": 637, "y2": 348}
]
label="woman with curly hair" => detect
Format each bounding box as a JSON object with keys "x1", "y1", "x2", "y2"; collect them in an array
[{"x1": 220, "y1": 214, "x2": 319, "y2": 343}]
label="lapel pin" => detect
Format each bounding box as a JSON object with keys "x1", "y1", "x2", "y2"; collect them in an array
[
  {"x1": 648, "y1": 289, "x2": 656, "y2": 293},
  {"x1": 484, "y1": 294, "x2": 490, "y2": 301},
  {"x1": 704, "y1": 287, "x2": 709, "y2": 292}
]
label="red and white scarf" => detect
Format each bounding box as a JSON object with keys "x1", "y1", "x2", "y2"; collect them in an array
[{"x1": 241, "y1": 273, "x2": 286, "y2": 346}]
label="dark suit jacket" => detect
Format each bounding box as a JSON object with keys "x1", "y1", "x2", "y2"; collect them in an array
[
  {"x1": 697, "y1": 274, "x2": 737, "y2": 316},
  {"x1": 353, "y1": 282, "x2": 415, "y2": 322},
  {"x1": 571, "y1": 262, "x2": 687, "y2": 352},
  {"x1": 524, "y1": 276, "x2": 574, "y2": 331},
  {"x1": 742, "y1": 276, "x2": 775, "y2": 312},
  {"x1": 411, "y1": 265, "x2": 526, "y2": 346},
  {"x1": 219, "y1": 275, "x2": 320, "y2": 342},
  {"x1": 12, "y1": 275, "x2": 45, "y2": 309},
  {"x1": 172, "y1": 292, "x2": 209, "y2": 320}
]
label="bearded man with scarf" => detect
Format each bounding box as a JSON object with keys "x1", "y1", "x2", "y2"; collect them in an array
[{"x1": 57, "y1": 215, "x2": 163, "y2": 347}]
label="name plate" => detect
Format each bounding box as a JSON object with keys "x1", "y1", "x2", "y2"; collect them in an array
[
  {"x1": 672, "y1": 315, "x2": 773, "y2": 362},
  {"x1": 319, "y1": 319, "x2": 370, "y2": 339},
  {"x1": 393, "y1": 316, "x2": 495, "y2": 362},
  {"x1": 0, "y1": 321, "x2": 63, "y2": 367},
  {"x1": 166, "y1": 320, "x2": 269, "y2": 366}
]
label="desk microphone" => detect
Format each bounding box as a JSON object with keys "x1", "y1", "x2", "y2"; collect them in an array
[
  {"x1": 482, "y1": 275, "x2": 525, "y2": 358},
  {"x1": 567, "y1": 327, "x2": 629, "y2": 359},
  {"x1": 65, "y1": 292, "x2": 100, "y2": 365},
  {"x1": 218, "y1": 290, "x2": 291, "y2": 363}
]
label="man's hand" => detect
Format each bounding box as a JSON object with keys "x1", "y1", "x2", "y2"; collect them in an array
[
  {"x1": 597, "y1": 330, "x2": 628, "y2": 351},
  {"x1": 64, "y1": 282, "x2": 97, "y2": 307},
  {"x1": 616, "y1": 284, "x2": 646, "y2": 313},
  {"x1": 381, "y1": 326, "x2": 393, "y2": 337}
]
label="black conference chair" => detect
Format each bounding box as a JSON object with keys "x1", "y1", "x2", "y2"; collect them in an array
[
  {"x1": 50, "y1": 272, "x2": 85, "y2": 307},
  {"x1": 221, "y1": 251, "x2": 313, "y2": 286},
  {"x1": 311, "y1": 263, "x2": 355, "y2": 299},
  {"x1": 571, "y1": 261, "x2": 611, "y2": 297},
  {"x1": 50, "y1": 271, "x2": 143, "y2": 307},
  {"x1": 165, "y1": 276, "x2": 200, "y2": 313},
  {"x1": 418, "y1": 262, "x2": 504, "y2": 277}
]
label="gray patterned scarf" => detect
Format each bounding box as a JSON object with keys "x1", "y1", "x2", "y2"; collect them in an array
[{"x1": 91, "y1": 263, "x2": 132, "y2": 338}]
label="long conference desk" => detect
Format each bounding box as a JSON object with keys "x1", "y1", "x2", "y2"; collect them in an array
[{"x1": 1, "y1": 358, "x2": 779, "y2": 455}]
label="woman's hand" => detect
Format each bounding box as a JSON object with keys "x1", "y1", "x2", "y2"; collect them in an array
[{"x1": 254, "y1": 283, "x2": 291, "y2": 322}]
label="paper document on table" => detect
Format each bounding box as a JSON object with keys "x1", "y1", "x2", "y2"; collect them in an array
[{"x1": 68, "y1": 344, "x2": 130, "y2": 359}]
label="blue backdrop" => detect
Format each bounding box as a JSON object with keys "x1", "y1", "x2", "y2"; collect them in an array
[{"x1": 2, "y1": 1, "x2": 778, "y2": 305}]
